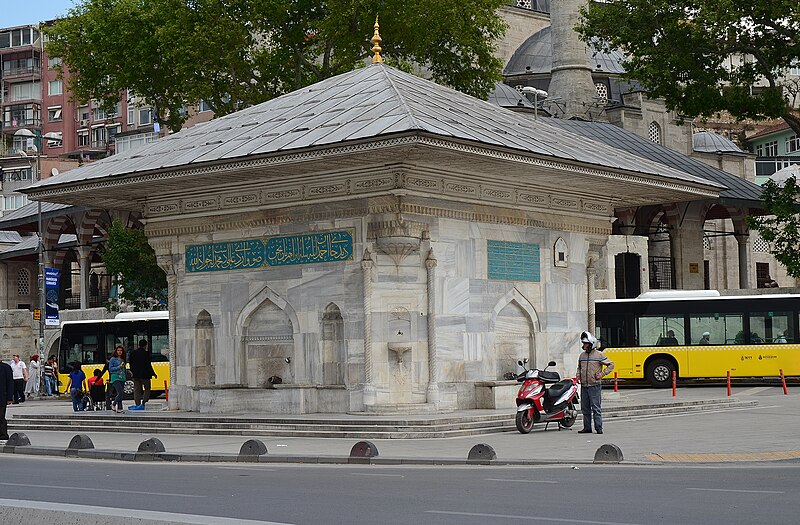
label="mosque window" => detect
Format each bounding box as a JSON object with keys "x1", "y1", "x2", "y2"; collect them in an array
[
  {"x1": 753, "y1": 235, "x2": 770, "y2": 253},
  {"x1": 594, "y1": 83, "x2": 608, "y2": 105},
  {"x1": 648, "y1": 122, "x2": 662, "y2": 144},
  {"x1": 17, "y1": 268, "x2": 30, "y2": 296},
  {"x1": 515, "y1": 0, "x2": 533, "y2": 9}
]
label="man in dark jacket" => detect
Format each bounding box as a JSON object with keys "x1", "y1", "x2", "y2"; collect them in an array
[
  {"x1": 1, "y1": 360, "x2": 14, "y2": 441},
  {"x1": 128, "y1": 340, "x2": 156, "y2": 411}
]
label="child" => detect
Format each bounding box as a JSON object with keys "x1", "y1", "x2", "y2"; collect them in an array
[
  {"x1": 87, "y1": 368, "x2": 105, "y2": 388},
  {"x1": 66, "y1": 363, "x2": 87, "y2": 412}
]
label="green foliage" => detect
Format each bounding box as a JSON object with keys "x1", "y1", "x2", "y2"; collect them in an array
[
  {"x1": 746, "y1": 177, "x2": 800, "y2": 278},
  {"x1": 577, "y1": 0, "x2": 800, "y2": 134},
  {"x1": 45, "y1": 0, "x2": 506, "y2": 132},
  {"x1": 101, "y1": 220, "x2": 167, "y2": 308}
]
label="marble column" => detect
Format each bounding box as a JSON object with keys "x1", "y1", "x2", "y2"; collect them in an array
[
  {"x1": 77, "y1": 246, "x2": 91, "y2": 309},
  {"x1": 587, "y1": 251, "x2": 598, "y2": 332},
  {"x1": 736, "y1": 233, "x2": 752, "y2": 289},
  {"x1": 361, "y1": 249, "x2": 375, "y2": 402},
  {"x1": 156, "y1": 248, "x2": 178, "y2": 409},
  {"x1": 425, "y1": 248, "x2": 439, "y2": 405},
  {"x1": 669, "y1": 219, "x2": 705, "y2": 290}
]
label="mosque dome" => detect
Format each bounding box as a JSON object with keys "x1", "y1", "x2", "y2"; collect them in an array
[
  {"x1": 488, "y1": 82, "x2": 536, "y2": 110},
  {"x1": 692, "y1": 132, "x2": 744, "y2": 153},
  {"x1": 504, "y1": 27, "x2": 627, "y2": 77}
]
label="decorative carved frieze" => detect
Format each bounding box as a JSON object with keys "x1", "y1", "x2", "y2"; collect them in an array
[
  {"x1": 352, "y1": 177, "x2": 395, "y2": 192},
  {"x1": 406, "y1": 176, "x2": 440, "y2": 190},
  {"x1": 264, "y1": 188, "x2": 302, "y2": 201},
  {"x1": 551, "y1": 197, "x2": 579, "y2": 210},
  {"x1": 482, "y1": 187, "x2": 513, "y2": 201},
  {"x1": 147, "y1": 203, "x2": 180, "y2": 216},
  {"x1": 517, "y1": 193, "x2": 547, "y2": 205},
  {"x1": 444, "y1": 182, "x2": 478, "y2": 196},
  {"x1": 306, "y1": 183, "x2": 347, "y2": 197},
  {"x1": 183, "y1": 197, "x2": 219, "y2": 212},
  {"x1": 223, "y1": 193, "x2": 260, "y2": 207},
  {"x1": 583, "y1": 201, "x2": 609, "y2": 214}
]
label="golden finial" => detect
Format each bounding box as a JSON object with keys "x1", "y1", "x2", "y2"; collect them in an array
[{"x1": 371, "y1": 16, "x2": 383, "y2": 64}]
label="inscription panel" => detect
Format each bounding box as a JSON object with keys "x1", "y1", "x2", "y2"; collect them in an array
[
  {"x1": 185, "y1": 229, "x2": 354, "y2": 273},
  {"x1": 487, "y1": 240, "x2": 541, "y2": 282}
]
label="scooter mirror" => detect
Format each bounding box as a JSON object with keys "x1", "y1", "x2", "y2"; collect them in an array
[
  {"x1": 518, "y1": 360, "x2": 523, "y2": 367},
  {"x1": 547, "y1": 360, "x2": 556, "y2": 367}
]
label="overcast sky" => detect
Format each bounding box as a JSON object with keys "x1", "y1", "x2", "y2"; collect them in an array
[{"x1": 3, "y1": 1, "x2": 75, "y2": 27}]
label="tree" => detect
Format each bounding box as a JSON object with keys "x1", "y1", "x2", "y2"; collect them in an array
[
  {"x1": 577, "y1": 1, "x2": 800, "y2": 135},
  {"x1": 45, "y1": 0, "x2": 507, "y2": 132},
  {"x1": 101, "y1": 220, "x2": 167, "y2": 309},
  {"x1": 746, "y1": 177, "x2": 800, "y2": 278}
]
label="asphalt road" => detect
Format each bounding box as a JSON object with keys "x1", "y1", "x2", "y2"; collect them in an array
[{"x1": 2, "y1": 455, "x2": 799, "y2": 524}]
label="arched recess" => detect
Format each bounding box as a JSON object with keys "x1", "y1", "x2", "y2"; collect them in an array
[
  {"x1": 321, "y1": 303, "x2": 345, "y2": 385},
  {"x1": 235, "y1": 286, "x2": 300, "y2": 387},
  {"x1": 193, "y1": 310, "x2": 215, "y2": 386},
  {"x1": 488, "y1": 288, "x2": 540, "y2": 380}
]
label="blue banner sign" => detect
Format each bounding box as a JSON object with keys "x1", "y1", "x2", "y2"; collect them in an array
[
  {"x1": 185, "y1": 230, "x2": 354, "y2": 273},
  {"x1": 44, "y1": 267, "x2": 60, "y2": 327},
  {"x1": 487, "y1": 240, "x2": 540, "y2": 282}
]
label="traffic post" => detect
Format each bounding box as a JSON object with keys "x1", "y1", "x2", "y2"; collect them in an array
[
  {"x1": 780, "y1": 369, "x2": 788, "y2": 395},
  {"x1": 727, "y1": 371, "x2": 731, "y2": 397},
  {"x1": 613, "y1": 371, "x2": 618, "y2": 393},
  {"x1": 672, "y1": 371, "x2": 677, "y2": 397}
]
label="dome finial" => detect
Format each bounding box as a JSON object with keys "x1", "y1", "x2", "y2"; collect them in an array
[{"x1": 371, "y1": 16, "x2": 383, "y2": 64}]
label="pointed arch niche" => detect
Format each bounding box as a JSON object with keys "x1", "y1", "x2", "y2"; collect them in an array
[
  {"x1": 236, "y1": 286, "x2": 299, "y2": 388},
  {"x1": 193, "y1": 310, "x2": 215, "y2": 386},
  {"x1": 489, "y1": 289, "x2": 540, "y2": 379},
  {"x1": 321, "y1": 303, "x2": 345, "y2": 385}
]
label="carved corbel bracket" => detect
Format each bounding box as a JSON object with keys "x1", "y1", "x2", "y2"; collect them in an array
[{"x1": 368, "y1": 218, "x2": 427, "y2": 266}]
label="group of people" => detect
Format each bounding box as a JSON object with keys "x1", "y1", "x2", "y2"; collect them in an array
[
  {"x1": 66, "y1": 339, "x2": 157, "y2": 413},
  {"x1": 5, "y1": 353, "x2": 60, "y2": 403}
]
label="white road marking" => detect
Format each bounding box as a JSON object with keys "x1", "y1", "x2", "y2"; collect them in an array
[
  {"x1": 737, "y1": 386, "x2": 772, "y2": 395},
  {"x1": 427, "y1": 510, "x2": 644, "y2": 525},
  {"x1": 0, "y1": 498, "x2": 293, "y2": 524},
  {"x1": 351, "y1": 473, "x2": 405, "y2": 478},
  {"x1": 0, "y1": 482, "x2": 204, "y2": 498},
  {"x1": 484, "y1": 478, "x2": 559, "y2": 484},
  {"x1": 217, "y1": 466, "x2": 278, "y2": 472},
  {"x1": 687, "y1": 487, "x2": 785, "y2": 494}
]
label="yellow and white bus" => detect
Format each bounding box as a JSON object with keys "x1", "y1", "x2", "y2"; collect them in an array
[
  {"x1": 57, "y1": 311, "x2": 170, "y2": 396},
  {"x1": 595, "y1": 291, "x2": 799, "y2": 387}
]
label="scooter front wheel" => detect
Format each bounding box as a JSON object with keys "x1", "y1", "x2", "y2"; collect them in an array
[
  {"x1": 559, "y1": 401, "x2": 577, "y2": 428},
  {"x1": 515, "y1": 408, "x2": 534, "y2": 434}
]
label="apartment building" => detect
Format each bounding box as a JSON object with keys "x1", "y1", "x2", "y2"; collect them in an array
[{"x1": 0, "y1": 23, "x2": 163, "y2": 216}]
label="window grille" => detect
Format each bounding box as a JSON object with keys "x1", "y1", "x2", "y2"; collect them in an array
[
  {"x1": 648, "y1": 122, "x2": 662, "y2": 144},
  {"x1": 595, "y1": 83, "x2": 608, "y2": 105},
  {"x1": 17, "y1": 268, "x2": 30, "y2": 296}
]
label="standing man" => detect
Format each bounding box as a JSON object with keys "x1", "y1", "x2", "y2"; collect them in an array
[
  {"x1": 128, "y1": 340, "x2": 156, "y2": 411},
  {"x1": 9, "y1": 354, "x2": 28, "y2": 404},
  {"x1": 1, "y1": 359, "x2": 13, "y2": 442},
  {"x1": 576, "y1": 331, "x2": 614, "y2": 435}
]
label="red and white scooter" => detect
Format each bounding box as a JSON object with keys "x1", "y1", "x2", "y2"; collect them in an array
[{"x1": 514, "y1": 359, "x2": 579, "y2": 434}]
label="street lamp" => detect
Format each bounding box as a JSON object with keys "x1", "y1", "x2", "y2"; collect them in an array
[
  {"x1": 521, "y1": 86, "x2": 549, "y2": 120},
  {"x1": 13, "y1": 128, "x2": 61, "y2": 356}
]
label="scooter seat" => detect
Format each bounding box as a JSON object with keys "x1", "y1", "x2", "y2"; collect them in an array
[{"x1": 543, "y1": 380, "x2": 574, "y2": 412}]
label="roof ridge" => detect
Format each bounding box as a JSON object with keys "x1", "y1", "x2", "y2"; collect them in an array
[{"x1": 375, "y1": 65, "x2": 423, "y2": 131}]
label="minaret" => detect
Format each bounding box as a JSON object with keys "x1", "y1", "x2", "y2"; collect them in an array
[{"x1": 548, "y1": 0, "x2": 603, "y2": 120}]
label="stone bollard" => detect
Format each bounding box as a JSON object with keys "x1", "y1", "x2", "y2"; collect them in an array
[
  {"x1": 138, "y1": 437, "x2": 166, "y2": 453},
  {"x1": 67, "y1": 434, "x2": 95, "y2": 450},
  {"x1": 350, "y1": 441, "x2": 379, "y2": 458},
  {"x1": 239, "y1": 439, "x2": 268, "y2": 462},
  {"x1": 467, "y1": 443, "x2": 497, "y2": 462},
  {"x1": 593, "y1": 443, "x2": 623, "y2": 464},
  {"x1": 6, "y1": 432, "x2": 31, "y2": 447}
]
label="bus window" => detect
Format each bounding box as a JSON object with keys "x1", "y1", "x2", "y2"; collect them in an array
[
  {"x1": 688, "y1": 313, "x2": 744, "y2": 345},
  {"x1": 750, "y1": 312, "x2": 794, "y2": 344},
  {"x1": 638, "y1": 315, "x2": 684, "y2": 346},
  {"x1": 597, "y1": 314, "x2": 628, "y2": 347}
]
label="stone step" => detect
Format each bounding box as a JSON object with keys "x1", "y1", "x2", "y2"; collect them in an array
[{"x1": 8, "y1": 398, "x2": 757, "y2": 439}]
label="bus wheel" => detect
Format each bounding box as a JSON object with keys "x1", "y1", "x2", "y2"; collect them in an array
[{"x1": 646, "y1": 358, "x2": 675, "y2": 388}]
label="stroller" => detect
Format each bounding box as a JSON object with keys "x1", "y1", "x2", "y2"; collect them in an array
[{"x1": 85, "y1": 383, "x2": 107, "y2": 411}]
